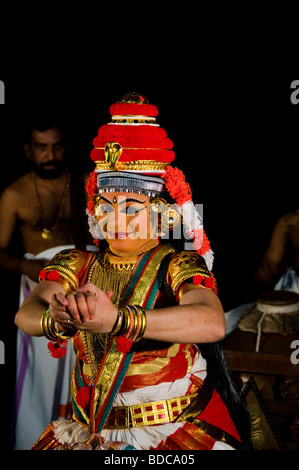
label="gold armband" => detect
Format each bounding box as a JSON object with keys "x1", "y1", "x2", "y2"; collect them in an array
[
  {"x1": 177, "y1": 282, "x2": 206, "y2": 302},
  {"x1": 38, "y1": 249, "x2": 88, "y2": 292},
  {"x1": 167, "y1": 251, "x2": 212, "y2": 299}
]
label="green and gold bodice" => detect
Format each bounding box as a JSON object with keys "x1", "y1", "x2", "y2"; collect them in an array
[{"x1": 41, "y1": 241, "x2": 216, "y2": 381}]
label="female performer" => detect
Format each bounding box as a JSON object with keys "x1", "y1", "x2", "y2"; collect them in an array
[{"x1": 15, "y1": 93, "x2": 251, "y2": 450}]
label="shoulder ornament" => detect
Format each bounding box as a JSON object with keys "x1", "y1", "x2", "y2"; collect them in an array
[
  {"x1": 167, "y1": 251, "x2": 217, "y2": 301},
  {"x1": 39, "y1": 249, "x2": 88, "y2": 293}
]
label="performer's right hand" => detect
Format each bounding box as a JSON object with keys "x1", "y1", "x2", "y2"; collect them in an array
[{"x1": 49, "y1": 291, "x2": 75, "y2": 332}]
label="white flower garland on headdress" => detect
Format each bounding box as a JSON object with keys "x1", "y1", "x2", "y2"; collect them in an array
[{"x1": 162, "y1": 166, "x2": 214, "y2": 271}]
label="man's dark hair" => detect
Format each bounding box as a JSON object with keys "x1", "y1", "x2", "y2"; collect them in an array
[{"x1": 23, "y1": 117, "x2": 68, "y2": 144}]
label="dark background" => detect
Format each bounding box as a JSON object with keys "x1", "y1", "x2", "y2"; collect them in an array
[{"x1": 0, "y1": 49, "x2": 298, "y2": 451}]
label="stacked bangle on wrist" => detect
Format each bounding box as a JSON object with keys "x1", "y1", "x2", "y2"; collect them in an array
[
  {"x1": 40, "y1": 309, "x2": 77, "y2": 341},
  {"x1": 110, "y1": 305, "x2": 147, "y2": 342},
  {"x1": 110, "y1": 309, "x2": 123, "y2": 336}
]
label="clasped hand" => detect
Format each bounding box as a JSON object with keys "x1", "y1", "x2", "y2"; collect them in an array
[{"x1": 49, "y1": 283, "x2": 118, "y2": 335}]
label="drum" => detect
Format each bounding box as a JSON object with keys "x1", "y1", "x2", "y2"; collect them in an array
[{"x1": 238, "y1": 290, "x2": 299, "y2": 351}]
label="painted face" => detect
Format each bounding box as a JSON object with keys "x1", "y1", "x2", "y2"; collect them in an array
[{"x1": 95, "y1": 192, "x2": 157, "y2": 252}]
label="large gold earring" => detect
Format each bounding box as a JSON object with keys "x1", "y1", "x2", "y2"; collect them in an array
[
  {"x1": 161, "y1": 206, "x2": 181, "y2": 231},
  {"x1": 151, "y1": 198, "x2": 181, "y2": 235},
  {"x1": 151, "y1": 198, "x2": 166, "y2": 236}
]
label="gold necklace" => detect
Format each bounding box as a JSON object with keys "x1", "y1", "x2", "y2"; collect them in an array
[
  {"x1": 32, "y1": 169, "x2": 70, "y2": 240},
  {"x1": 109, "y1": 238, "x2": 160, "y2": 258}
]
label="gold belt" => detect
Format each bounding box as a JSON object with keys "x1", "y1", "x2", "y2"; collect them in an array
[{"x1": 104, "y1": 393, "x2": 197, "y2": 429}]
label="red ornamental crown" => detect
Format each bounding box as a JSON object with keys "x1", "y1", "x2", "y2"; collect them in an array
[
  {"x1": 90, "y1": 92, "x2": 175, "y2": 174},
  {"x1": 86, "y1": 92, "x2": 214, "y2": 269}
]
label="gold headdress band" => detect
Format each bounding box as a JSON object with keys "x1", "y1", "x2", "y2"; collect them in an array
[{"x1": 95, "y1": 142, "x2": 169, "y2": 174}]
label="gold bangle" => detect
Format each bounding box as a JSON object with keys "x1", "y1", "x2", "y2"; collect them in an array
[
  {"x1": 114, "y1": 305, "x2": 132, "y2": 338},
  {"x1": 40, "y1": 309, "x2": 57, "y2": 340},
  {"x1": 47, "y1": 317, "x2": 58, "y2": 339},
  {"x1": 54, "y1": 328, "x2": 77, "y2": 341},
  {"x1": 134, "y1": 306, "x2": 147, "y2": 342},
  {"x1": 52, "y1": 318, "x2": 77, "y2": 340},
  {"x1": 125, "y1": 305, "x2": 135, "y2": 339},
  {"x1": 40, "y1": 309, "x2": 47, "y2": 335},
  {"x1": 115, "y1": 305, "x2": 147, "y2": 342},
  {"x1": 122, "y1": 305, "x2": 132, "y2": 337},
  {"x1": 110, "y1": 309, "x2": 123, "y2": 335},
  {"x1": 131, "y1": 305, "x2": 141, "y2": 341},
  {"x1": 40, "y1": 308, "x2": 77, "y2": 341}
]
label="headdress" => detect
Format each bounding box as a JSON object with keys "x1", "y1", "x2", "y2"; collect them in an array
[{"x1": 86, "y1": 92, "x2": 214, "y2": 270}]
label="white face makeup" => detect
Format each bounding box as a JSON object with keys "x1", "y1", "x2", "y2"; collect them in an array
[{"x1": 95, "y1": 192, "x2": 156, "y2": 252}]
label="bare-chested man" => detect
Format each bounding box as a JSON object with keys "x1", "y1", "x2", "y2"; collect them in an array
[
  {"x1": 0, "y1": 125, "x2": 76, "y2": 282},
  {"x1": 0, "y1": 121, "x2": 93, "y2": 449},
  {"x1": 255, "y1": 210, "x2": 299, "y2": 289}
]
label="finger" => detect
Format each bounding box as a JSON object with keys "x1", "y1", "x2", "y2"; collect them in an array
[
  {"x1": 65, "y1": 293, "x2": 81, "y2": 320},
  {"x1": 49, "y1": 294, "x2": 69, "y2": 321},
  {"x1": 52, "y1": 292, "x2": 69, "y2": 308},
  {"x1": 50, "y1": 311, "x2": 72, "y2": 326},
  {"x1": 84, "y1": 292, "x2": 96, "y2": 320},
  {"x1": 76, "y1": 283, "x2": 99, "y2": 294},
  {"x1": 51, "y1": 292, "x2": 68, "y2": 308},
  {"x1": 72, "y1": 292, "x2": 92, "y2": 323}
]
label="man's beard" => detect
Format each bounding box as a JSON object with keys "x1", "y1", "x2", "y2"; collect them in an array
[{"x1": 30, "y1": 160, "x2": 67, "y2": 179}]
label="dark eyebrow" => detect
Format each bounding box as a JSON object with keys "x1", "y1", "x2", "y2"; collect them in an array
[
  {"x1": 98, "y1": 195, "x2": 113, "y2": 204},
  {"x1": 98, "y1": 196, "x2": 146, "y2": 205},
  {"x1": 121, "y1": 198, "x2": 146, "y2": 204}
]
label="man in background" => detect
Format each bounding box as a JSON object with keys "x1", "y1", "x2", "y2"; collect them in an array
[{"x1": 0, "y1": 119, "x2": 94, "y2": 449}]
